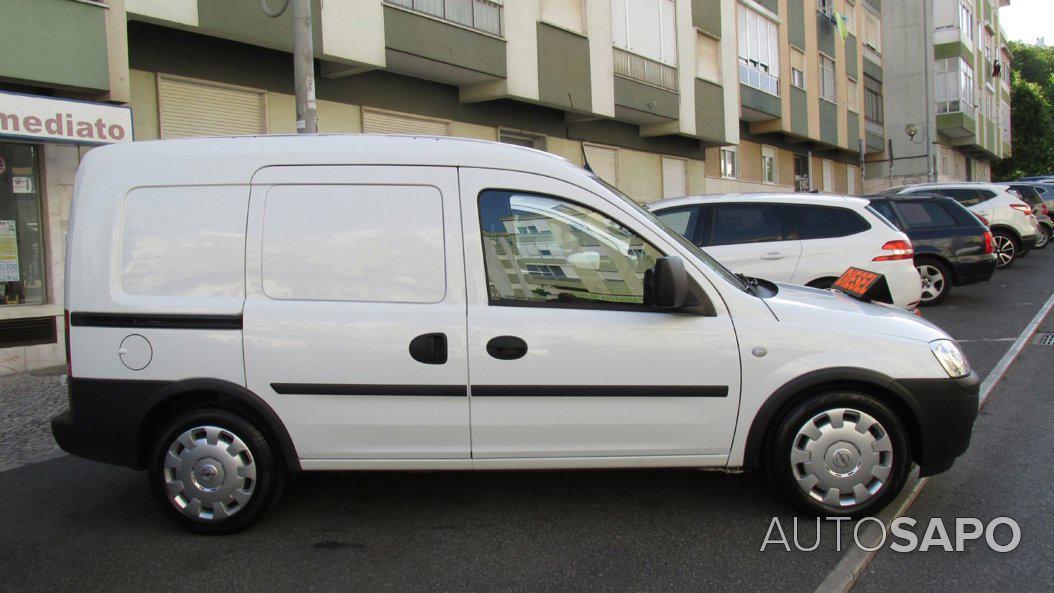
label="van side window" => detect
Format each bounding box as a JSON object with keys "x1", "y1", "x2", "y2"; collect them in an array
[
  {"x1": 478, "y1": 190, "x2": 661, "y2": 308},
  {"x1": 262, "y1": 184, "x2": 446, "y2": 303},
  {"x1": 783, "y1": 204, "x2": 871, "y2": 239}
]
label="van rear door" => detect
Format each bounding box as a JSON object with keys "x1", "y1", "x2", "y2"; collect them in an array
[{"x1": 242, "y1": 166, "x2": 469, "y2": 465}]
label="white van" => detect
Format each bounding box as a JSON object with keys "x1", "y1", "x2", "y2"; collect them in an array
[{"x1": 53, "y1": 135, "x2": 979, "y2": 533}]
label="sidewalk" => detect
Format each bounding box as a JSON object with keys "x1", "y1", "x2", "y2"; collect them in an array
[{"x1": 0, "y1": 366, "x2": 67, "y2": 472}]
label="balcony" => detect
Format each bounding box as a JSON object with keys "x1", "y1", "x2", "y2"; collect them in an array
[
  {"x1": 382, "y1": 1, "x2": 506, "y2": 87},
  {"x1": 0, "y1": 0, "x2": 111, "y2": 92},
  {"x1": 613, "y1": 48, "x2": 677, "y2": 92},
  {"x1": 612, "y1": 47, "x2": 679, "y2": 125},
  {"x1": 937, "y1": 109, "x2": 977, "y2": 139},
  {"x1": 386, "y1": 0, "x2": 503, "y2": 37}
]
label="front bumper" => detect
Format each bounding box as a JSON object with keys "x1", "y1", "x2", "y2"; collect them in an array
[{"x1": 894, "y1": 371, "x2": 980, "y2": 476}]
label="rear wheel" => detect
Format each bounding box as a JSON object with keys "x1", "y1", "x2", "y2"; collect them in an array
[
  {"x1": 915, "y1": 258, "x2": 952, "y2": 306},
  {"x1": 767, "y1": 391, "x2": 911, "y2": 517},
  {"x1": 1037, "y1": 225, "x2": 1051, "y2": 249},
  {"x1": 991, "y1": 230, "x2": 1019, "y2": 269},
  {"x1": 148, "y1": 408, "x2": 284, "y2": 534}
]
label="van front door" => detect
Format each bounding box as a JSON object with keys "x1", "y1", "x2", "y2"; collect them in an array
[
  {"x1": 460, "y1": 168, "x2": 741, "y2": 460},
  {"x1": 243, "y1": 166, "x2": 469, "y2": 465}
]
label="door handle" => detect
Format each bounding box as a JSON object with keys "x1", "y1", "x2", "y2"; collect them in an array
[
  {"x1": 409, "y1": 333, "x2": 448, "y2": 365},
  {"x1": 761, "y1": 252, "x2": 786, "y2": 260},
  {"x1": 486, "y1": 336, "x2": 528, "y2": 360}
]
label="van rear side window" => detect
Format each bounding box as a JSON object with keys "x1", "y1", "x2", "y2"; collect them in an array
[
  {"x1": 261, "y1": 184, "x2": 445, "y2": 303},
  {"x1": 120, "y1": 186, "x2": 248, "y2": 298}
]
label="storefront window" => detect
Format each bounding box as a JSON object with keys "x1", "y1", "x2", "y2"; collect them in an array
[{"x1": 0, "y1": 142, "x2": 46, "y2": 306}]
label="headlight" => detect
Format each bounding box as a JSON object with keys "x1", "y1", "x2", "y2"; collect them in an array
[{"x1": 930, "y1": 339, "x2": 971, "y2": 378}]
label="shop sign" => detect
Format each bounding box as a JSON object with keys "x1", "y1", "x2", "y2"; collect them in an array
[
  {"x1": 0, "y1": 91, "x2": 132, "y2": 146},
  {"x1": 0, "y1": 220, "x2": 19, "y2": 282}
]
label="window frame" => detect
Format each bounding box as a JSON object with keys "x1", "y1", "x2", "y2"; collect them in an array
[
  {"x1": 781, "y1": 203, "x2": 873, "y2": 240},
  {"x1": 721, "y1": 147, "x2": 739, "y2": 179},
  {"x1": 476, "y1": 188, "x2": 673, "y2": 313},
  {"x1": 703, "y1": 202, "x2": 792, "y2": 246},
  {"x1": 761, "y1": 147, "x2": 777, "y2": 185},
  {"x1": 737, "y1": 3, "x2": 781, "y2": 97},
  {"x1": 819, "y1": 53, "x2": 837, "y2": 103},
  {"x1": 863, "y1": 74, "x2": 883, "y2": 123}
]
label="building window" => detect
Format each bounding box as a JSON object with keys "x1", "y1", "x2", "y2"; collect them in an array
[
  {"x1": 661, "y1": 156, "x2": 687, "y2": 199},
  {"x1": 847, "y1": 166, "x2": 857, "y2": 195},
  {"x1": 817, "y1": 0, "x2": 833, "y2": 17},
  {"x1": 611, "y1": 0, "x2": 677, "y2": 66},
  {"x1": 848, "y1": 78, "x2": 859, "y2": 112},
  {"x1": 386, "y1": 0, "x2": 504, "y2": 37},
  {"x1": 737, "y1": 4, "x2": 781, "y2": 96},
  {"x1": 583, "y1": 143, "x2": 619, "y2": 187},
  {"x1": 982, "y1": 26, "x2": 995, "y2": 61},
  {"x1": 696, "y1": 32, "x2": 722, "y2": 83},
  {"x1": 762, "y1": 147, "x2": 777, "y2": 184},
  {"x1": 0, "y1": 143, "x2": 45, "y2": 307},
  {"x1": 844, "y1": 1, "x2": 855, "y2": 34},
  {"x1": 721, "y1": 147, "x2": 738, "y2": 179},
  {"x1": 362, "y1": 108, "x2": 452, "y2": 135},
  {"x1": 864, "y1": 75, "x2": 883, "y2": 123},
  {"x1": 499, "y1": 129, "x2": 546, "y2": 149},
  {"x1": 958, "y1": 1, "x2": 974, "y2": 46},
  {"x1": 983, "y1": 90, "x2": 994, "y2": 121},
  {"x1": 935, "y1": 58, "x2": 974, "y2": 114},
  {"x1": 158, "y1": 76, "x2": 265, "y2": 138},
  {"x1": 864, "y1": 11, "x2": 881, "y2": 53},
  {"x1": 822, "y1": 159, "x2": 833, "y2": 192},
  {"x1": 792, "y1": 68, "x2": 805, "y2": 90},
  {"x1": 819, "y1": 54, "x2": 836, "y2": 103}
]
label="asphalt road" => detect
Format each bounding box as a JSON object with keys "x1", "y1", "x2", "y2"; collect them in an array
[{"x1": 1, "y1": 249, "x2": 1051, "y2": 593}]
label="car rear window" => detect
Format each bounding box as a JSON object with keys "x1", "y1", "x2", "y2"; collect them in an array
[
  {"x1": 868, "y1": 201, "x2": 900, "y2": 229},
  {"x1": 709, "y1": 204, "x2": 785, "y2": 245},
  {"x1": 783, "y1": 205, "x2": 871, "y2": 239},
  {"x1": 897, "y1": 201, "x2": 957, "y2": 229},
  {"x1": 654, "y1": 206, "x2": 698, "y2": 240}
]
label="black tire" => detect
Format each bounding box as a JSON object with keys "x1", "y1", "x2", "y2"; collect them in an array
[
  {"x1": 991, "y1": 229, "x2": 1019, "y2": 269},
  {"x1": 915, "y1": 257, "x2": 952, "y2": 307},
  {"x1": 1038, "y1": 225, "x2": 1052, "y2": 249},
  {"x1": 766, "y1": 391, "x2": 912, "y2": 518},
  {"x1": 148, "y1": 407, "x2": 285, "y2": 534}
]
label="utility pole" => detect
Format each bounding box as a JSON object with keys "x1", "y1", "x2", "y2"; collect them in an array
[{"x1": 261, "y1": 0, "x2": 317, "y2": 133}]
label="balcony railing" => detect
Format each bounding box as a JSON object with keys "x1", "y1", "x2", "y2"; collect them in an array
[
  {"x1": 386, "y1": 0, "x2": 503, "y2": 37},
  {"x1": 613, "y1": 47, "x2": 678, "y2": 92}
]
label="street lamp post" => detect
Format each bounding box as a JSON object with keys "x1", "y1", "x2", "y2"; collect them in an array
[{"x1": 261, "y1": 0, "x2": 318, "y2": 134}]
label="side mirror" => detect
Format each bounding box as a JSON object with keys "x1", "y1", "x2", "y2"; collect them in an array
[{"x1": 644, "y1": 256, "x2": 689, "y2": 309}]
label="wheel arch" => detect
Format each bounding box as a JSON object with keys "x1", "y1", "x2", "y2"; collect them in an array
[
  {"x1": 742, "y1": 368, "x2": 925, "y2": 470},
  {"x1": 131, "y1": 378, "x2": 301, "y2": 473},
  {"x1": 989, "y1": 224, "x2": 1023, "y2": 245},
  {"x1": 913, "y1": 253, "x2": 956, "y2": 284}
]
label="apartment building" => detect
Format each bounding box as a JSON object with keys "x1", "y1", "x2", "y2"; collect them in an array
[
  {"x1": 871, "y1": 0, "x2": 1011, "y2": 191},
  {"x1": 0, "y1": 0, "x2": 880, "y2": 373}
]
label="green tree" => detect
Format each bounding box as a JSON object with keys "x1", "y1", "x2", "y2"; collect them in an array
[{"x1": 993, "y1": 42, "x2": 1054, "y2": 180}]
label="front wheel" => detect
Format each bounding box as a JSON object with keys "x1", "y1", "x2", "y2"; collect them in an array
[
  {"x1": 1037, "y1": 225, "x2": 1051, "y2": 249},
  {"x1": 991, "y1": 230, "x2": 1019, "y2": 269},
  {"x1": 148, "y1": 408, "x2": 285, "y2": 534},
  {"x1": 916, "y1": 259, "x2": 951, "y2": 306},
  {"x1": 767, "y1": 392, "x2": 911, "y2": 517}
]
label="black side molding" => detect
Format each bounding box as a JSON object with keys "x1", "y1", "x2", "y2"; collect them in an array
[
  {"x1": 471, "y1": 385, "x2": 729, "y2": 397},
  {"x1": 69, "y1": 312, "x2": 243, "y2": 330},
  {"x1": 271, "y1": 383, "x2": 468, "y2": 397}
]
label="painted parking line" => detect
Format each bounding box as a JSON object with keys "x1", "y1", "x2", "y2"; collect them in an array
[{"x1": 812, "y1": 290, "x2": 1054, "y2": 593}]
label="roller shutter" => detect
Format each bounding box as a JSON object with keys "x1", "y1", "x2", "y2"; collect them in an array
[
  {"x1": 158, "y1": 77, "x2": 264, "y2": 138},
  {"x1": 361, "y1": 109, "x2": 451, "y2": 136},
  {"x1": 583, "y1": 144, "x2": 619, "y2": 187}
]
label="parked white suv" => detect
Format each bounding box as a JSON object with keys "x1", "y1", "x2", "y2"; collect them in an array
[
  {"x1": 647, "y1": 194, "x2": 924, "y2": 310},
  {"x1": 53, "y1": 135, "x2": 978, "y2": 533},
  {"x1": 879, "y1": 183, "x2": 1040, "y2": 268}
]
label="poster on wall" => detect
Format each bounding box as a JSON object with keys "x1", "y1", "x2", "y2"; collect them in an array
[
  {"x1": 12, "y1": 175, "x2": 33, "y2": 194},
  {"x1": 0, "y1": 220, "x2": 19, "y2": 282}
]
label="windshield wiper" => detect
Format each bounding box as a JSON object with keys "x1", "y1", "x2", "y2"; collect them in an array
[{"x1": 735, "y1": 273, "x2": 759, "y2": 295}]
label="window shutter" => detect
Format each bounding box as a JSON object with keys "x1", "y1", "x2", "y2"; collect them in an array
[
  {"x1": 158, "y1": 77, "x2": 264, "y2": 138},
  {"x1": 660, "y1": 0, "x2": 677, "y2": 66},
  {"x1": 612, "y1": 0, "x2": 628, "y2": 49},
  {"x1": 361, "y1": 109, "x2": 451, "y2": 135},
  {"x1": 584, "y1": 144, "x2": 619, "y2": 187},
  {"x1": 847, "y1": 167, "x2": 857, "y2": 195},
  {"x1": 662, "y1": 157, "x2": 687, "y2": 199},
  {"x1": 627, "y1": 0, "x2": 662, "y2": 61},
  {"x1": 822, "y1": 160, "x2": 834, "y2": 192}
]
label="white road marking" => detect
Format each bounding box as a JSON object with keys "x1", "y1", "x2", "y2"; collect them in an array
[{"x1": 813, "y1": 290, "x2": 1054, "y2": 593}]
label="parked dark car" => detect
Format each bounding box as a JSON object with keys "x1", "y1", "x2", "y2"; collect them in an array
[
  {"x1": 1006, "y1": 183, "x2": 1053, "y2": 248},
  {"x1": 867, "y1": 193, "x2": 997, "y2": 306}
]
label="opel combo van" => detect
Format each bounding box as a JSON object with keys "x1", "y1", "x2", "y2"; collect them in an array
[{"x1": 52, "y1": 136, "x2": 979, "y2": 533}]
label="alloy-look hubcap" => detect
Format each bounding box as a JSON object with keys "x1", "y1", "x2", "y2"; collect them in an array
[
  {"x1": 993, "y1": 236, "x2": 1015, "y2": 267},
  {"x1": 790, "y1": 408, "x2": 893, "y2": 508},
  {"x1": 163, "y1": 425, "x2": 256, "y2": 521},
  {"x1": 916, "y1": 264, "x2": 946, "y2": 303}
]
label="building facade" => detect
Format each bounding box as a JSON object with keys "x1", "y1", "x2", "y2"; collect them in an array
[
  {"x1": 869, "y1": 0, "x2": 1011, "y2": 191},
  {"x1": 0, "y1": 0, "x2": 881, "y2": 374}
]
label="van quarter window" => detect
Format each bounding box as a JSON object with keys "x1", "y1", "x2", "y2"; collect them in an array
[{"x1": 478, "y1": 190, "x2": 662, "y2": 308}]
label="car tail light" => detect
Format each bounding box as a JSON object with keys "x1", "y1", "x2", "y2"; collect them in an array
[
  {"x1": 64, "y1": 310, "x2": 72, "y2": 377},
  {"x1": 1010, "y1": 203, "x2": 1033, "y2": 216},
  {"x1": 983, "y1": 230, "x2": 995, "y2": 254},
  {"x1": 1042, "y1": 203, "x2": 1050, "y2": 216},
  {"x1": 873, "y1": 240, "x2": 914, "y2": 261}
]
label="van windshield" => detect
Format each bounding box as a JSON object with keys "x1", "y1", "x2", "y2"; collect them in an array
[{"x1": 587, "y1": 174, "x2": 749, "y2": 292}]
